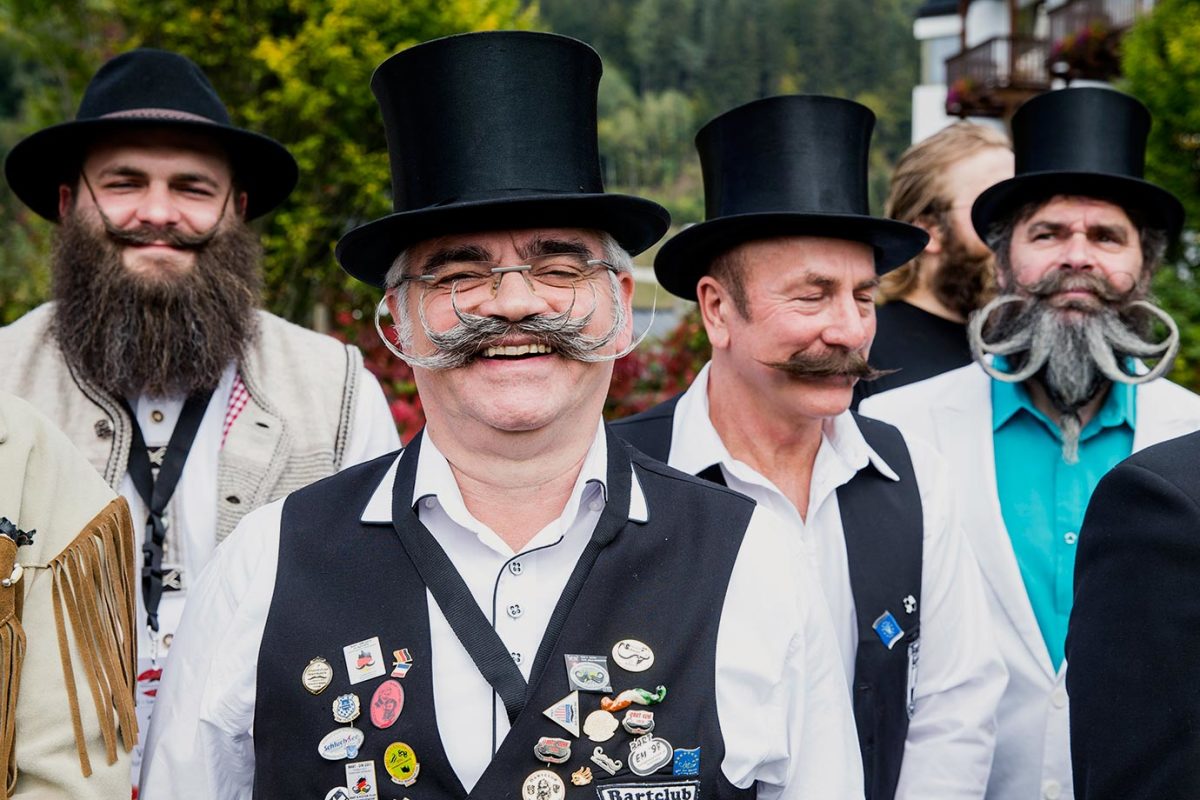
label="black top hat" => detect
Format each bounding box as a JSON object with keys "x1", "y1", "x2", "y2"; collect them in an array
[
  {"x1": 335, "y1": 31, "x2": 670, "y2": 287},
  {"x1": 4, "y1": 48, "x2": 297, "y2": 222},
  {"x1": 972, "y1": 87, "x2": 1183, "y2": 241},
  {"x1": 653, "y1": 95, "x2": 928, "y2": 301}
]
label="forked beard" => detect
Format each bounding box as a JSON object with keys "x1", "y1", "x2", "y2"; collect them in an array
[
  {"x1": 930, "y1": 222, "x2": 996, "y2": 319},
  {"x1": 51, "y1": 212, "x2": 264, "y2": 398},
  {"x1": 968, "y1": 270, "x2": 1179, "y2": 463}
]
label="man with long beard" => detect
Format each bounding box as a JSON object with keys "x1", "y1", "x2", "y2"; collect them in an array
[
  {"x1": 140, "y1": 31, "x2": 863, "y2": 799},
  {"x1": 0, "y1": 48, "x2": 398, "y2": 785},
  {"x1": 853, "y1": 122, "x2": 1012, "y2": 405},
  {"x1": 615, "y1": 95, "x2": 1006, "y2": 800},
  {"x1": 859, "y1": 87, "x2": 1200, "y2": 800}
]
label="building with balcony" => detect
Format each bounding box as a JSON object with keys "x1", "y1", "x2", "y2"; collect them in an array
[{"x1": 911, "y1": 0, "x2": 1156, "y2": 142}]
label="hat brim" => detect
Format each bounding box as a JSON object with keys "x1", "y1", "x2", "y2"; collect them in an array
[
  {"x1": 653, "y1": 213, "x2": 929, "y2": 301},
  {"x1": 4, "y1": 116, "x2": 298, "y2": 222},
  {"x1": 972, "y1": 171, "x2": 1185, "y2": 243},
  {"x1": 335, "y1": 193, "x2": 671, "y2": 288}
]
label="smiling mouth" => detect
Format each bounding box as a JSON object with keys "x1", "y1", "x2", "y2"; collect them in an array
[{"x1": 482, "y1": 343, "x2": 554, "y2": 359}]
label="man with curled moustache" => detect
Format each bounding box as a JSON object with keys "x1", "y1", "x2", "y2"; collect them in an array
[
  {"x1": 614, "y1": 95, "x2": 1006, "y2": 800},
  {"x1": 859, "y1": 87, "x2": 1200, "y2": 800},
  {"x1": 141, "y1": 31, "x2": 863, "y2": 800}
]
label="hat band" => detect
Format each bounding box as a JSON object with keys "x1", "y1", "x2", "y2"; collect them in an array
[{"x1": 98, "y1": 108, "x2": 219, "y2": 124}]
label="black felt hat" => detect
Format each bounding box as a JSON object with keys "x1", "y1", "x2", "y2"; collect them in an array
[
  {"x1": 5, "y1": 48, "x2": 297, "y2": 222},
  {"x1": 654, "y1": 95, "x2": 928, "y2": 301},
  {"x1": 972, "y1": 87, "x2": 1183, "y2": 241},
  {"x1": 335, "y1": 31, "x2": 671, "y2": 287}
]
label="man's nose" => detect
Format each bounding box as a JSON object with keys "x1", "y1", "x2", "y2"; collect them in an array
[
  {"x1": 1059, "y1": 232, "x2": 1095, "y2": 271},
  {"x1": 476, "y1": 268, "x2": 552, "y2": 320},
  {"x1": 820, "y1": 295, "x2": 871, "y2": 351},
  {"x1": 132, "y1": 183, "x2": 181, "y2": 229}
]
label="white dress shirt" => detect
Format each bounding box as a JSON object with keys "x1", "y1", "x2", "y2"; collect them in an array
[
  {"x1": 668, "y1": 364, "x2": 1007, "y2": 799},
  {"x1": 124, "y1": 362, "x2": 399, "y2": 782},
  {"x1": 140, "y1": 421, "x2": 865, "y2": 799}
]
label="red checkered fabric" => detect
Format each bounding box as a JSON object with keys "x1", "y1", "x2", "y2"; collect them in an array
[{"x1": 222, "y1": 375, "x2": 250, "y2": 448}]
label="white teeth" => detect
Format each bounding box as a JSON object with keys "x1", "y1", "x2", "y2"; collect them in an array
[{"x1": 483, "y1": 343, "x2": 553, "y2": 357}]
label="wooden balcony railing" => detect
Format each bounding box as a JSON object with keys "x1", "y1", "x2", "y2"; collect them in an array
[
  {"x1": 1049, "y1": 0, "x2": 1149, "y2": 44},
  {"x1": 945, "y1": 35, "x2": 1050, "y2": 117}
]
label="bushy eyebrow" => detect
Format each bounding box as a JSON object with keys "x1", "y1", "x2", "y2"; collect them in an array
[
  {"x1": 784, "y1": 272, "x2": 879, "y2": 293},
  {"x1": 419, "y1": 244, "x2": 493, "y2": 271},
  {"x1": 94, "y1": 165, "x2": 221, "y2": 188},
  {"x1": 518, "y1": 236, "x2": 592, "y2": 259},
  {"x1": 1027, "y1": 220, "x2": 1130, "y2": 242}
]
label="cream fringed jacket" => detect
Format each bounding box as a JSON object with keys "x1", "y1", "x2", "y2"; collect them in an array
[{"x1": 0, "y1": 389, "x2": 136, "y2": 799}]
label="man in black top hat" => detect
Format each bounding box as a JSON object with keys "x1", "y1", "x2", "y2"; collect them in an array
[
  {"x1": 860, "y1": 87, "x2": 1200, "y2": 800},
  {"x1": 0, "y1": 48, "x2": 398, "y2": 787},
  {"x1": 613, "y1": 95, "x2": 1006, "y2": 800},
  {"x1": 141, "y1": 31, "x2": 863, "y2": 800}
]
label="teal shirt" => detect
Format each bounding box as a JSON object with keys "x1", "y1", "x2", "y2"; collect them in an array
[{"x1": 992, "y1": 375, "x2": 1135, "y2": 670}]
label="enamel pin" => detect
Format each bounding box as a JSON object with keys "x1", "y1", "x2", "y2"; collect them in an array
[
  {"x1": 522, "y1": 769, "x2": 565, "y2": 800},
  {"x1": 583, "y1": 709, "x2": 619, "y2": 742},
  {"x1": 564, "y1": 654, "x2": 612, "y2": 693},
  {"x1": 302, "y1": 656, "x2": 334, "y2": 695},
  {"x1": 370, "y1": 680, "x2": 404, "y2": 729},
  {"x1": 332, "y1": 693, "x2": 361, "y2": 724},
  {"x1": 343, "y1": 637, "x2": 386, "y2": 684},
  {"x1": 622, "y1": 709, "x2": 655, "y2": 735},
  {"x1": 543, "y1": 690, "x2": 580, "y2": 737},
  {"x1": 391, "y1": 648, "x2": 413, "y2": 678},
  {"x1": 534, "y1": 737, "x2": 572, "y2": 764},
  {"x1": 318, "y1": 727, "x2": 365, "y2": 761},
  {"x1": 611, "y1": 639, "x2": 654, "y2": 672},
  {"x1": 384, "y1": 742, "x2": 420, "y2": 787},
  {"x1": 628, "y1": 734, "x2": 673, "y2": 776},
  {"x1": 600, "y1": 685, "x2": 667, "y2": 712},
  {"x1": 591, "y1": 746, "x2": 623, "y2": 775}
]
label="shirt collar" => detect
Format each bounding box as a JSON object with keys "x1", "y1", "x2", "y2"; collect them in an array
[
  {"x1": 360, "y1": 420, "x2": 648, "y2": 524},
  {"x1": 990, "y1": 356, "x2": 1137, "y2": 433},
  {"x1": 671, "y1": 361, "x2": 900, "y2": 484}
]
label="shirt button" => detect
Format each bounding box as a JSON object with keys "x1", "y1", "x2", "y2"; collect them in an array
[
  {"x1": 1064, "y1": 531, "x2": 1078, "y2": 545},
  {"x1": 150, "y1": 409, "x2": 165, "y2": 423},
  {"x1": 507, "y1": 603, "x2": 523, "y2": 619},
  {"x1": 422, "y1": 497, "x2": 436, "y2": 510},
  {"x1": 589, "y1": 499, "x2": 603, "y2": 512},
  {"x1": 1043, "y1": 779, "x2": 1062, "y2": 800},
  {"x1": 511, "y1": 651, "x2": 523, "y2": 665},
  {"x1": 508, "y1": 561, "x2": 523, "y2": 576},
  {"x1": 1051, "y1": 688, "x2": 1068, "y2": 709}
]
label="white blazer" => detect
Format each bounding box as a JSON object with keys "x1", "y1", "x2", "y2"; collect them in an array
[{"x1": 860, "y1": 363, "x2": 1200, "y2": 800}]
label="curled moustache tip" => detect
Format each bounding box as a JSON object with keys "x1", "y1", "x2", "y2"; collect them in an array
[
  {"x1": 1118, "y1": 300, "x2": 1181, "y2": 385},
  {"x1": 969, "y1": 294, "x2": 1045, "y2": 384}
]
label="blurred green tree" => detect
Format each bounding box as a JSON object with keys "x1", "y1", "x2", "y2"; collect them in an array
[
  {"x1": 0, "y1": 0, "x2": 536, "y2": 325},
  {"x1": 1123, "y1": 0, "x2": 1200, "y2": 390}
]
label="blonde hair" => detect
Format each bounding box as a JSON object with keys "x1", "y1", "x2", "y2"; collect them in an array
[{"x1": 879, "y1": 122, "x2": 1011, "y2": 302}]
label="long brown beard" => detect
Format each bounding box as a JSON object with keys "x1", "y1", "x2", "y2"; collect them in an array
[
  {"x1": 50, "y1": 211, "x2": 263, "y2": 398},
  {"x1": 930, "y1": 222, "x2": 995, "y2": 319}
]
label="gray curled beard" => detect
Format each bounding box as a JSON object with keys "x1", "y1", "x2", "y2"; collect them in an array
[
  {"x1": 968, "y1": 271, "x2": 1179, "y2": 463},
  {"x1": 393, "y1": 278, "x2": 628, "y2": 371},
  {"x1": 51, "y1": 212, "x2": 263, "y2": 398}
]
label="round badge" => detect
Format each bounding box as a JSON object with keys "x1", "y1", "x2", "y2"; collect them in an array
[
  {"x1": 628, "y1": 735, "x2": 674, "y2": 776},
  {"x1": 302, "y1": 656, "x2": 334, "y2": 694},
  {"x1": 317, "y1": 727, "x2": 365, "y2": 761},
  {"x1": 370, "y1": 679, "x2": 405, "y2": 729},
  {"x1": 332, "y1": 692, "x2": 361, "y2": 724},
  {"x1": 612, "y1": 639, "x2": 654, "y2": 672},
  {"x1": 384, "y1": 741, "x2": 420, "y2": 786},
  {"x1": 522, "y1": 769, "x2": 566, "y2": 800},
  {"x1": 583, "y1": 709, "x2": 619, "y2": 742}
]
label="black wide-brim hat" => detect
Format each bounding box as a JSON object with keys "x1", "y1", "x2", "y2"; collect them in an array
[
  {"x1": 972, "y1": 87, "x2": 1184, "y2": 242},
  {"x1": 5, "y1": 48, "x2": 297, "y2": 222},
  {"x1": 335, "y1": 31, "x2": 670, "y2": 287},
  {"x1": 655, "y1": 95, "x2": 927, "y2": 301}
]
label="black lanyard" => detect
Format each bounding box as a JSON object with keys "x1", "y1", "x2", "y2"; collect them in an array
[
  {"x1": 390, "y1": 427, "x2": 632, "y2": 725},
  {"x1": 121, "y1": 391, "x2": 213, "y2": 633}
]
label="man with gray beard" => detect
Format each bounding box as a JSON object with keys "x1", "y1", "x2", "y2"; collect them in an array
[
  {"x1": 0, "y1": 48, "x2": 399, "y2": 788},
  {"x1": 859, "y1": 87, "x2": 1200, "y2": 800}
]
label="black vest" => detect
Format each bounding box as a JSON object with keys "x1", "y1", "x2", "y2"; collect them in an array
[
  {"x1": 254, "y1": 430, "x2": 763, "y2": 800},
  {"x1": 612, "y1": 398, "x2": 923, "y2": 800}
]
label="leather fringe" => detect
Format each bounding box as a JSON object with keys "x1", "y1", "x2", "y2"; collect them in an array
[
  {"x1": 46, "y1": 497, "x2": 137, "y2": 781},
  {"x1": 1, "y1": 537, "x2": 25, "y2": 798}
]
